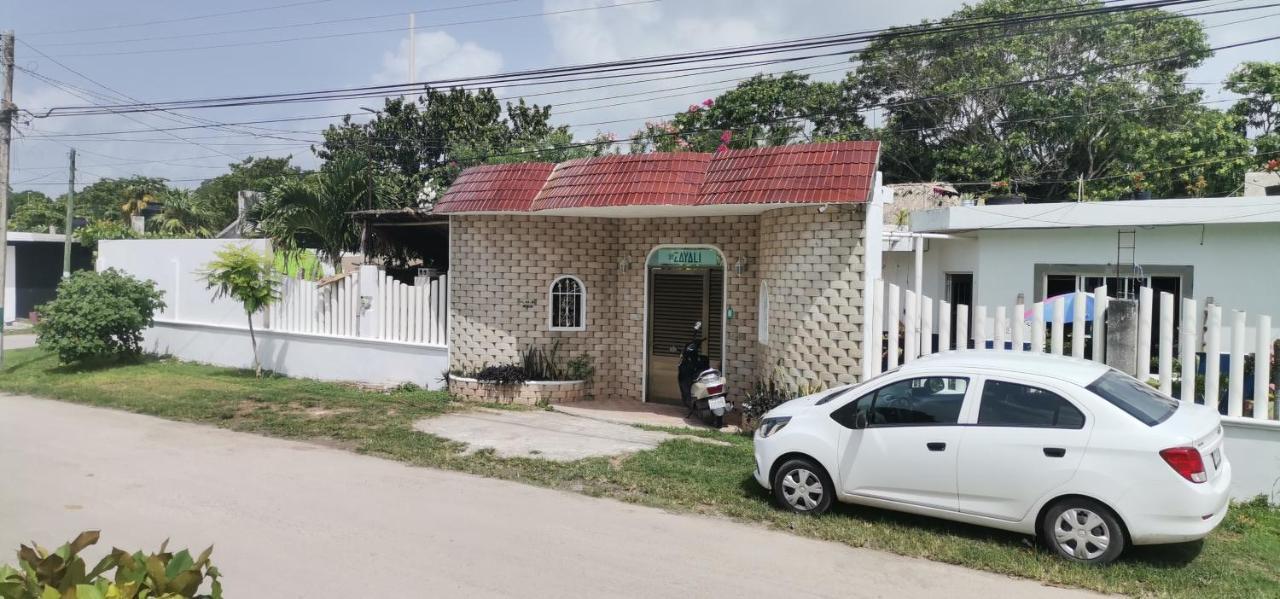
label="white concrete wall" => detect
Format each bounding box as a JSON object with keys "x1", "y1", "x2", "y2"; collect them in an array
[
  {"x1": 4, "y1": 246, "x2": 13, "y2": 324},
  {"x1": 1222, "y1": 418, "x2": 1280, "y2": 504},
  {"x1": 145, "y1": 321, "x2": 449, "y2": 389},
  {"x1": 97, "y1": 238, "x2": 272, "y2": 328},
  {"x1": 887, "y1": 223, "x2": 1280, "y2": 341}
]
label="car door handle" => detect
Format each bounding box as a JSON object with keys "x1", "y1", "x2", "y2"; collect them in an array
[
  {"x1": 1043, "y1": 447, "x2": 1066, "y2": 458},
  {"x1": 927, "y1": 442, "x2": 946, "y2": 452}
]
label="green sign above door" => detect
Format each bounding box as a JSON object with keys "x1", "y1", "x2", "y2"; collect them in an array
[{"x1": 647, "y1": 248, "x2": 723, "y2": 268}]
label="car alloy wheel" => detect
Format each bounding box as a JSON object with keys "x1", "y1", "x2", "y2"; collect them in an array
[
  {"x1": 1042, "y1": 498, "x2": 1126, "y2": 564},
  {"x1": 772, "y1": 459, "x2": 832, "y2": 515}
]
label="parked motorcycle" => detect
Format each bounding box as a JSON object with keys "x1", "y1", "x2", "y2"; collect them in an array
[{"x1": 677, "y1": 321, "x2": 733, "y2": 428}]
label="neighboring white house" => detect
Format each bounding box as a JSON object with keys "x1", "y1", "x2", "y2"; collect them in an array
[
  {"x1": 885, "y1": 196, "x2": 1280, "y2": 341},
  {"x1": 4, "y1": 232, "x2": 92, "y2": 324}
]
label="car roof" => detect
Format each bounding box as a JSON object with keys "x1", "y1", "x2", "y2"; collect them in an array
[{"x1": 898, "y1": 350, "x2": 1110, "y2": 387}]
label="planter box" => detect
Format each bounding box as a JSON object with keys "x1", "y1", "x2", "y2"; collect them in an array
[{"x1": 449, "y1": 376, "x2": 588, "y2": 406}]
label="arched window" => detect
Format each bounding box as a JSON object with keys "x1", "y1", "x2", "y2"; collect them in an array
[{"x1": 549, "y1": 275, "x2": 586, "y2": 331}]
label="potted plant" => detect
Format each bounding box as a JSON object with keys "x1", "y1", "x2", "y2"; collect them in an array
[
  {"x1": 985, "y1": 180, "x2": 1025, "y2": 205},
  {"x1": 1130, "y1": 173, "x2": 1152, "y2": 200}
]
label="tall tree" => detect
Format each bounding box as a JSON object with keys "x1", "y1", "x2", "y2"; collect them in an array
[
  {"x1": 8, "y1": 194, "x2": 65, "y2": 233},
  {"x1": 68, "y1": 176, "x2": 170, "y2": 222},
  {"x1": 7, "y1": 190, "x2": 51, "y2": 219},
  {"x1": 850, "y1": 0, "x2": 1224, "y2": 200},
  {"x1": 1225, "y1": 61, "x2": 1280, "y2": 161},
  {"x1": 189, "y1": 156, "x2": 304, "y2": 231},
  {"x1": 633, "y1": 73, "x2": 863, "y2": 153},
  {"x1": 249, "y1": 154, "x2": 376, "y2": 270}
]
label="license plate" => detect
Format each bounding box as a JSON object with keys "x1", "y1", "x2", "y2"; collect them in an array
[
  {"x1": 707, "y1": 397, "x2": 726, "y2": 410},
  {"x1": 1211, "y1": 449, "x2": 1221, "y2": 469}
]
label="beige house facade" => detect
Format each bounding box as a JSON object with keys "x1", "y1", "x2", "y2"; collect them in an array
[{"x1": 437, "y1": 142, "x2": 889, "y2": 403}]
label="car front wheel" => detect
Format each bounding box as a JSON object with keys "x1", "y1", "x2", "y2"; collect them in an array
[
  {"x1": 1041, "y1": 498, "x2": 1126, "y2": 565},
  {"x1": 772, "y1": 458, "x2": 832, "y2": 515}
]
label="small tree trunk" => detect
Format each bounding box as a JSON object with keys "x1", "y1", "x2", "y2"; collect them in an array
[{"x1": 247, "y1": 312, "x2": 262, "y2": 378}]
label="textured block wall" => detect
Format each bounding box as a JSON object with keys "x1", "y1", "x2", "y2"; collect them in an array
[{"x1": 756, "y1": 204, "x2": 867, "y2": 389}]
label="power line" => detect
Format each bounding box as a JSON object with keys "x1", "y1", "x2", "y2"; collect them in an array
[{"x1": 24, "y1": 0, "x2": 335, "y2": 37}]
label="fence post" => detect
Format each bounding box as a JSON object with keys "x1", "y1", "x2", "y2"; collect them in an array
[
  {"x1": 1255, "y1": 315, "x2": 1272, "y2": 419},
  {"x1": 1105, "y1": 299, "x2": 1139, "y2": 376},
  {"x1": 921, "y1": 295, "x2": 934, "y2": 356},
  {"x1": 904, "y1": 290, "x2": 918, "y2": 363},
  {"x1": 1205, "y1": 304, "x2": 1222, "y2": 409},
  {"x1": 1013, "y1": 299, "x2": 1025, "y2": 351},
  {"x1": 995, "y1": 305, "x2": 1007, "y2": 351},
  {"x1": 1072, "y1": 291, "x2": 1087, "y2": 358},
  {"x1": 887, "y1": 283, "x2": 900, "y2": 369},
  {"x1": 357, "y1": 265, "x2": 379, "y2": 338},
  {"x1": 1229, "y1": 311, "x2": 1246, "y2": 417},
  {"x1": 1031, "y1": 301, "x2": 1045, "y2": 353},
  {"x1": 1180, "y1": 297, "x2": 1198, "y2": 403},
  {"x1": 1137, "y1": 287, "x2": 1153, "y2": 381},
  {"x1": 957, "y1": 304, "x2": 969, "y2": 351},
  {"x1": 975, "y1": 305, "x2": 988, "y2": 350},
  {"x1": 1158, "y1": 292, "x2": 1174, "y2": 395},
  {"x1": 868, "y1": 279, "x2": 883, "y2": 377},
  {"x1": 1092, "y1": 286, "x2": 1108, "y2": 363},
  {"x1": 1051, "y1": 298, "x2": 1065, "y2": 355},
  {"x1": 939, "y1": 299, "x2": 951, "y2": 352}
]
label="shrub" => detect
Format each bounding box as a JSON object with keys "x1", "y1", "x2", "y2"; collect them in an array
[
  {"x1": 200, "y1": 245, "x2": 280, "y2": 378},
  {"x1": 0, "y1": 530, "x2": 222, "y2": 599},
  {"x1": 473, "y1": 364, "x2": 528, "y2": 386},
  {"x1": 35, "y1": 269, "x2": 166, "y2": 365}
]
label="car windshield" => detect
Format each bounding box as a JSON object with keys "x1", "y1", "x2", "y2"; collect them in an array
[
  {"x1": 814, "y1": 367, "x2": 901, "y2": 406},
  {"x1": 1085, "y1": 370, "x2": 1178, "y2": 426}
]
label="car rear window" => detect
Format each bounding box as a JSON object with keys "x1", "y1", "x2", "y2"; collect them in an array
[{"x1": 1085, "y1": 370, "x2": 1178, "y2": 426}]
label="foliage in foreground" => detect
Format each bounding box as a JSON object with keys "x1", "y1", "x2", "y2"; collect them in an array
[
  {"x1": 0, "y1": 530, "x2": 220, "y2": 599},
  {"x1": 35, "y1": 269, "x2": 166, "y2": 365},
  {"x1": 466, "y1": 342, "x2": 594, "y2": 384}
]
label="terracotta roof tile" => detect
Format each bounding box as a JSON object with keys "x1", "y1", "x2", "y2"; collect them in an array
[
  {"x1": 433, "y1": 162, "x2": 555, "y2": 214},
  {"x1": 433, "y1": 141, "x2": 880, "y2": 213}
]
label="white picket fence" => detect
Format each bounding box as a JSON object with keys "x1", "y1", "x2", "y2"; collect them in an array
[
  {"x1": 266, "y1": 270, "x2": 448, "y2": 345},
  {"x1": 867, "y1": 281, "x2": 1276, "y2": 421}
]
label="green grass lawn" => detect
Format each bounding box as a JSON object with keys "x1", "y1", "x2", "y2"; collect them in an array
[{"x1": 2, "y1": 347, "x2": 1277, "y2": 597}]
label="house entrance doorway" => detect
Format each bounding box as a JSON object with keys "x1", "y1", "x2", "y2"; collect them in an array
[{"x1": 645, "y1": 247, "x2": 724, "y2": 404}]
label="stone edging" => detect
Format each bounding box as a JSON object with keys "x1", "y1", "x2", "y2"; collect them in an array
[{"x1": 449, "y1": 376, "x2": 589, "y2": 405}]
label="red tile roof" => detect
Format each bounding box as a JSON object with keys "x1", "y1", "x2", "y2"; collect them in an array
[
  {"x1": 434, "y1": 141, "x2": 880, "y2": 214},
  {"x1": 432, "y1": 162, "x2": 555, "y2": 214},
  {"x1": 532, "y1": 153, "x2": 711, "y2": 210}
]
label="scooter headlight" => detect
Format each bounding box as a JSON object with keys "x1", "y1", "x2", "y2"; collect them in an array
[{"x1": 757, "y1": 416, "x2": 791, "y2": 438}]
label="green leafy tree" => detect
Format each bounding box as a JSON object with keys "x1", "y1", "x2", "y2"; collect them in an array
[
  {"x1": 850, "y1": 0, "x2": 1225, "y2": 199},
  {"x1": 317, "y1": 88, "x2": 602, "y2": 208},
  {"x1": 201, "y1": 245, "x2": 279, "y2": 377},
  {"x1": 250, "y1": 154, "x2": 374, "y2": 271},
  {"x1": 1226, "y1": 61, "x2": 1280, "y2": 161},
  {"x1": 151, "y1": 188, "x2": 221, "y2": 238},
  {"x1": 67, "y1": 176, "x2": 170, "y2": 222},
  {"x1": 8, "y1": 195, "x2": 65, "y2": 233},
  {"x1": 34, "y1": 269, "x2": 166, "y2": 365},
  {"x1": 74, "y1": 219, "x2": 139, "y2": 253},
  {"x1": 189, "y1": 156, "x2": 305, "y2": 231},
  {"x1": 633, "y1": 73, "x2": 863, "y2": 153},
  {"x1": 6, "y1": 190, "x2": 51, "y2": 219}
]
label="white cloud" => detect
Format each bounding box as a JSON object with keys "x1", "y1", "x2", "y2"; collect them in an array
[{"x1": 374, "y1": 30, "x2": 504, "y2": 85}]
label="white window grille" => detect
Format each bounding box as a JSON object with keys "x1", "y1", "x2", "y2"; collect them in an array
[{"x1": 549, "y1": 275, "x2": 586, "y2": 331}]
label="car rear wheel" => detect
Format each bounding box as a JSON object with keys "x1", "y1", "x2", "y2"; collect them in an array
[
  {"x1": 772, "y1": 458, "x2": 832, "y2": 515},
  {"x1": 1041, "y1": 498, "x2": 1126, "y2": 565}
]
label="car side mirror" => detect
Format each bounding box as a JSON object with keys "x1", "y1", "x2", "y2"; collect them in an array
[{"x1": 853, "y1": 411, "x2": 868, "y2": 430}]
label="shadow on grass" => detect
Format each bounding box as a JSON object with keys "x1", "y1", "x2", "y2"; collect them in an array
[
  {"x1": 43, "y1": 353, "x2": 162, "y2": 375},
  {"x1": 736, "y1": 474, "x2": 1206, "y2": 567}
]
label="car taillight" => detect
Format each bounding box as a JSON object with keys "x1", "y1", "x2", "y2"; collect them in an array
[
  {"x1": 1160, "y1": 447, "x2": 1207, "y2": 483},
  {"x1": 705, "y1": 384, "x2": 724, "y2": 395}
]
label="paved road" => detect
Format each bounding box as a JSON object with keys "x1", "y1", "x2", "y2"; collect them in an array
[
  {"x1": 1, "y1": 333, "x2": 37, "y2": 350},
  {"x1": 0, "y1": 395, "x2": 1097, "y2": 598}
]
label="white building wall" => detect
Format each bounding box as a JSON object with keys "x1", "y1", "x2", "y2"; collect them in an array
[
  {"x1": 4, "y1": 246, "x2": 14, "y2": 324},
  {"x1": 98, "y1": 238, "x2": 272, "y2": 328}
]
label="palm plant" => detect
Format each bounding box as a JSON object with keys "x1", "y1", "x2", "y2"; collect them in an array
[
  {"x1": 201, "y1": 245, "x2": 280, "y2": 377},
  {"x1": 249, "y1": 154, "x2": 373, "y2": 271},
  {"x1": 119, "y1": 184, "x2": 154, "y2": 219},
  {"x1": 152, "y1": 189, "x2": 219, "y2": 238}
]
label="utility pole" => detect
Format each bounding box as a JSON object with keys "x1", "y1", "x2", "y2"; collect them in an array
[
  {"x1": 0, "y1": 31, "x2": 16, "y2": 367},
  {"x1": 408, "y1": 13, "x2": 416, "y2": 87},
  {"x1": 63, "y1": 148, "x2": 75, "y2": 278}
]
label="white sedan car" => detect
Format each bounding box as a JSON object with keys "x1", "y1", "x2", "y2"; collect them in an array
[{"x1": 752, "y1": 351, "x2": 1231, "y2": 564}]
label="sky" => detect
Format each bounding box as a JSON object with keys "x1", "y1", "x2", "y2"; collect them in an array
[{"x1": 2, "y1": 0, "x2": 1278, "y2": 195}]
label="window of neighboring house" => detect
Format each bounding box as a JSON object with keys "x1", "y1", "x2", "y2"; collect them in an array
[
  {"x1": 549, "y1": 276, "x2": 586, "y2": 331},
  {"x1": 757, "y1": 282, "x2": 769, "y2": 344},
  {"x1": 977, "y1": 380, "x2": 1085, "y2": 429}
]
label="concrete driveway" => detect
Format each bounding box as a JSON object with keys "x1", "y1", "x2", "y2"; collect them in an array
[{"x1": 0, "y1": 395, "x2": 1097, "y2": 598}]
